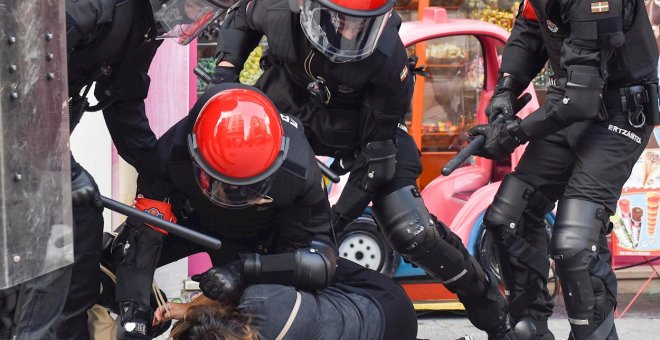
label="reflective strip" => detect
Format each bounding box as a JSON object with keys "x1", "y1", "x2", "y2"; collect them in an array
[
  {"x1": 443, "y1": 269, "x2": 468, "y2": 285},
  {"x1": 568, "y1": 317, "x2": 590, "y2": 326},
  {"x1": 276, "y1": 291, "x2": 302, "y2": 340},
  {"x1": 398, "y1": 123, "x2": 408, "y2": 132}
]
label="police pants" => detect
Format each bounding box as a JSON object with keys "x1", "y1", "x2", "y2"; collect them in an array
[
  {"x1": 56, "y1": 162, "x2": 104, "y2": 340},
  {"x1": 510, "y1": 101, "x2": 652, "y2": 324}
]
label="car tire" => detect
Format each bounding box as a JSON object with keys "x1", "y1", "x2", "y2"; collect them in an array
[{"x1": 337, "y1": 216, "x2": 399, "y2": 277}]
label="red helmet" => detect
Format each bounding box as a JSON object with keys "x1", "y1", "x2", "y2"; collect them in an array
[
  {"x1": 295, "y1": 0, "x2": 395, "y2": 63},
  {"x1": 188, "y1": 84, "x2": 288, "y2": 208}
]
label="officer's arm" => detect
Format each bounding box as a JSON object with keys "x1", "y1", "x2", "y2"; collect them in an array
[
  {"x1": 499, "y1": 0, "x2": 549, "y2": 86},
  {"x1": 101, "y1": 99, "x2": 158, "y2": 177},
  {"x1": 65, "y1": 0, "x2": 114, "y2": 52},
  {"x1": 215, "y1": 0, "x2": 264, "y2": 71},
  {"x1": 512, "y1": 0, "x2": 622, "y2": 142},
  {"x1": 241, "y1": 235, "x2": 337, "y2": 291},
  {"x1": 240, "y1": 165, "x2": 337, "y2": 291}
]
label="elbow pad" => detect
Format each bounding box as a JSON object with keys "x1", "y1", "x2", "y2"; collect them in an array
[{"x1": 243, "y1": 242, "x2": 337, "y2": 290}]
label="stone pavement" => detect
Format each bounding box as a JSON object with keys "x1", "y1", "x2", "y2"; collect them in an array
[{"x1": 417, "y1": 287, "x2": 660, "y2": 340}]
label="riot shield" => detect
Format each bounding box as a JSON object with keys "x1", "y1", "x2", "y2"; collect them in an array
[{"x1": 0, "y1": 0, "x2": 73, "y2": 289}]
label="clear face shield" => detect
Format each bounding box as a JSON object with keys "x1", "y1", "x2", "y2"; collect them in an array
[
  {"x1": 300, "y1": 0, "x2": 391, "y2": 63},
  {"x1": 193, "y1": 164, "x2": 274, "y2": 208},
  {"x1": 150, "y1": 0, "x2": 236, "y2": 45}
]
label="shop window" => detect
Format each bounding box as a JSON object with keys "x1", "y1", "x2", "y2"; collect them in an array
[{"x1": 406, "y1": 35, "x2": 484, "y2": 152}]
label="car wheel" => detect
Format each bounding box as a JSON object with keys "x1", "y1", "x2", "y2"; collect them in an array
[{"x1": 337, "y1": 216, "x2": 399, "y2": 276}]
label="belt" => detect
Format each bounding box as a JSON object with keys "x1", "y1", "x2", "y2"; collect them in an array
[{"x1": 604, "y1": 84, "x2": 656, "y2": 127}]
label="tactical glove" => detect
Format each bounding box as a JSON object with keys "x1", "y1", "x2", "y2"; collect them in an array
[
  {"x1": 192, "y1": 261, "x2": 244, "y2": 302},
  {"x1": 211, "y1": 65, "x2": 240, "y2": 84},
  {"x1": 71, "y1": 168, "x2": 103, "y2": 212},
  {"x1": 486, "y1": 75, "x2": 531, "y2": 122},
  {"x1": 468, "y1": 119, "x2": 528, "y2": 161}
]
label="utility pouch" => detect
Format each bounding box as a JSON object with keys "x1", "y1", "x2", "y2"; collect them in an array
[{"x1": 644, "y1": 83, "x2": 660, "y2": 126}]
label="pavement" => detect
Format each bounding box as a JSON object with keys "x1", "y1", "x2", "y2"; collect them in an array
[{"x1": 417, "y1": 278, "x2": 660, "y2": 340}]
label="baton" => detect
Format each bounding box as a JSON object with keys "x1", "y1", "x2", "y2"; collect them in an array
[
  {"x1": 194, "y1": 66, "x2": 214, "y2": 84},
  {"x1": 101, "y1": 196, "x2": 222, "y2": 249},
  {"x1": 441, "y1": 116, "x2": 506, "y2": 176},
  {"x1": 317, "y1": 159, "x2": 340, "y2": 183}
]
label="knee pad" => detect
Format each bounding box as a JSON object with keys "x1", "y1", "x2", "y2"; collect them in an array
[
  {"x1": 551, "y1": 199, "x2": 614, "y2": 337},
  {"x1": 372, "y1": 186, "x2": 473, "y2": 287},
  {"x1": 484, "y1": 175, "x2": 535, "y2": 231}
]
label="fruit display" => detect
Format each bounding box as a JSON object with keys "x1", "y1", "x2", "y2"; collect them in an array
[
  {"x1": 463, "y1": 0, "x2": 518, "y2": 32},
  {"x1": 196, "y1": 57, "x2": 216, "y2": 92},
  {"x1": 239, "y1": 45, "x2": 264, "y2": 85},
  {"x1": 468, "y1": 7, "x2": 516, "y2": 31}
]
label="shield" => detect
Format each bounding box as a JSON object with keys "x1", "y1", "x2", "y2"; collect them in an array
[{"x1": 0, "y1": 0, "x2": 73, "y2": 289}]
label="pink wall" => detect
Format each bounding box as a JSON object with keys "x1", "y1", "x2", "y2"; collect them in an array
[{"x1": 111, "y1": 39, "x2": 212, "y2": 276}]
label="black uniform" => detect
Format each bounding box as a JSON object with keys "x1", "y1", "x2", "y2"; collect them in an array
[
  {"x1": 114, "y1": 85, "x2": 336, "y2": 332},
  {"x1": 239, "y1": 258, "x2": 417, "y2": 340},
  {"x1": 215, "y1": 0, "x2": 512, "y2": 337},
  {"x1": 61, "y1": 0, "x2": 162, "y2": 339},
  {"x1": 479, "y1": 0, "x2": 659, "y2": 339}
]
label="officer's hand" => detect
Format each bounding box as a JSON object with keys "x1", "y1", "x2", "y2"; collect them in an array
[
  {"x1": 71, "y1": 169, "x2": 103, "y2": 212},
  {"x1": 191, "y1": 261, "x2": 244, "y2": 302},
  {"x1": 212, "y1": 66, "x2": 240, "y2": 84},
  {"x1": 468, "y1": 120, "x2": 522, "y2": 160},
  {"x1": 329, "y1": 156, "x2": 355, "y2": 176},
  {"x1": 486, "y1": 92, "x2": 532, "y2": 123}
]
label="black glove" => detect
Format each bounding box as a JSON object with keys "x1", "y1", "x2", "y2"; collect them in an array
[
  {"x1": 191, "y1": 261, "x2": 244, "y2": 302},
  {"x1": 211, "y1": 65, "x2": 240, "y2": 84},
  {"x1": 329, "y1": 155, "x2": 355, "y2": 177},
  {"x1": 486, "y1": 75, "x2": 531, "y2": 122},
  {"x1": 71, "y1": 168, "x2": 103, "y2": 212},
  {"x1": 468, "y1": 119, "x2": 527, "y2": 160}
]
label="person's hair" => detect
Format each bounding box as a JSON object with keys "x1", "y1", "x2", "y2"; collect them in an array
[{"x1": 170, "y1": 303, "x2": 259, "y2": 340}]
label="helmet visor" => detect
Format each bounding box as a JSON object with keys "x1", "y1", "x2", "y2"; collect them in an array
[
  {"x1": 193, "y1": 164, "x2": 273, "y2": 208},
  {"x1": 300, "y1": 1, "x2": 390, "y2": 63},
  {"x1": 151, "y1": 0, "x2": 234, "y2": 45}
]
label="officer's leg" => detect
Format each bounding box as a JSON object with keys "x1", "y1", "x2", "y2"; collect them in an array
[
  {"x1": 0, "y1": 286, "x2": 18, "y2": 338},
  {"x1": 551, "y1": 199, "x2": 616, "y2": 340},
  {"x1": 56, "y1": 205, "x2": 104, "y2": 340},
  {"x1": 372, "y1": 186, "x2": 510, "y2": 338},
  {"x1": 13, "y1": 267, "x2": 71, "y2": 340},
  {"x1": 512, "y1": 205, "x2": 555, "y2": 339},
  {"x1": 114, "y1": 222, "x2": 166, "y2": 340},
  {"x1": 483, "y1": 174, "x2": 557, "y2": 339}
]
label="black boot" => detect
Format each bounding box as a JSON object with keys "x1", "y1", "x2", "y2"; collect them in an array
[
  {"x1": 117, "y1": 301, "x2": 152, "y2": 340},
  {"x1": 457, "y1": 269, "x2": 513, "y2": 340}
]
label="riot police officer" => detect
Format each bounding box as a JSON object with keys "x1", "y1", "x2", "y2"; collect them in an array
[
  {"x1": 62, "y1": 1, "x2": 231, "y2": 339},
  {"x1": 213, "y1": 0, "x2": 513, "y2": 338},
  {"x1": 112, "y1": 83, "x2": 337, "y2": 339},
  {"x1": 469, "y1": 0, "x2": 659, "y2": 338}
]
